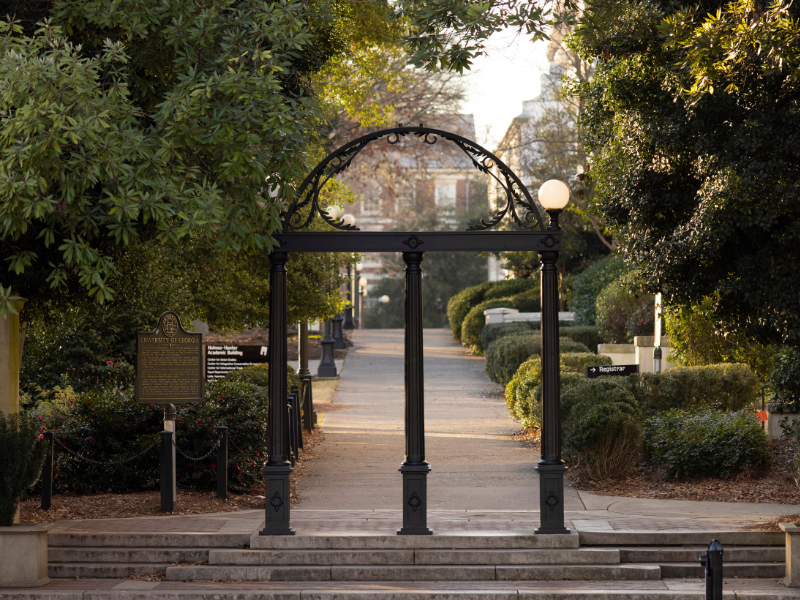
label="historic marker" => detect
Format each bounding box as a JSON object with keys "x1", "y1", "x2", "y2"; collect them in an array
[
  {"x1": 584, "y1": 364, "x2": 639, "y2": 378},
  {"x1": 135, "y1": 311, "x2": 204, "y2": 404}
]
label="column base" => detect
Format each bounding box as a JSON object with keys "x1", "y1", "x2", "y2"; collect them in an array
[
  {"x1": 260, "y1": 464, "x2": 295, "y2": 536},
  {"x1": 535, "y1": 461, "x2": 570, "y2": 535},
  {"x1": 398, "y1": 464, "x2": 432, "y2": 535}
]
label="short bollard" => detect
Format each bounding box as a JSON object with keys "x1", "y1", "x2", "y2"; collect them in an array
[
  {"x1": 700, "y1": 539, "x2": 723, "y2": 600},
  {"x1": 40, "y1": 431, "x2": 54, "y2": 511},
  {"x1": 160, "y1": 430, "x2": 175, "y2": 512},
  {"x1": 216, "y1": 426, "x2": 228, "y2": 500},
  {"x1": 291, "y1": 385, "x2": 303, "y2": 450},
  {"x1": 286, "y1": 397, "x2": 296, "y2": 467},
  {"x1": 301, "y1": 374, "x2": 315, "y2": 432}
]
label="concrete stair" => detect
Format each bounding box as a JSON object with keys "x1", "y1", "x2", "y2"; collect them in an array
[{"x1": 45, "y1": 530, "x2": 786, "y2": 585}]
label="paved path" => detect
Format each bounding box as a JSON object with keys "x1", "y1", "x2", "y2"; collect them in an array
[{"x1": 297, "y1": 329, "x2": 574, "y2": 511}]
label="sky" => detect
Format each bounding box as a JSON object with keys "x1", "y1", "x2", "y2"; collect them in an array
[{"x1": 459, "y1": 31, "x2": 551, "y2": 151}]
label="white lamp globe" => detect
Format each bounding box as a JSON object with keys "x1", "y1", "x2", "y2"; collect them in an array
[
  {"x1": 341, "y1": 213, "x2": 356, "y2": 227},
  {"x1": 380, "y1": 295, "x2": 390, "y2": 304},
  {"x1": 358, "y1": 277, "x2": 368, "y2": 287},
  {"x1": 538, "y1": 180, "x2": 570, "y2": 210},
  {"x1": 355, "y1": 262, "x2": 364, "y2": 270},
  {"x1": 326, "y1": 205, "x2": 344, "y2": 219}
]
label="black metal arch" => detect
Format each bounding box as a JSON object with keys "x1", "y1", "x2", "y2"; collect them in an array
[{"x1": 282, "y1": 125, "x2": 545, "y2": 233}]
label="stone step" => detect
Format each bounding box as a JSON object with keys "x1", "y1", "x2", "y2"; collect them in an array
[
  {"x1": 49, "y1": 562, "x2": 171, "y2": 578},
  {"x1": 655, "y1": 562, "x2": 785, "y2": 579},
  {"x1": 619, "y1": 546, "x2": 785, "y2": 563},
  {"x1": 49, "y1": 547, "x2": 210, "y2": 564},
  {"x1": 249, "y1": 533, "x2": 581, "y2": 550},
  {"x1": 49, "y1": 532, "x2": 250, "y2": 548},
  {"x1": 208, "y1": 548, "x2": 621, "y2": 566},
  {"x1": 579, "y1": 531, "x2": 783, "y2": 547},
  {"x1": 165, "y1": 563, "x2": 661, "y2": 582}
]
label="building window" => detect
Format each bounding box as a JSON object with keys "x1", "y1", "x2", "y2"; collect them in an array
[
  {"x1": 435, "y1": 180, "x2": 457, "y2": 207},
  {"x1": 361, "y1": 181, "x2": 382, "y2": 214}
]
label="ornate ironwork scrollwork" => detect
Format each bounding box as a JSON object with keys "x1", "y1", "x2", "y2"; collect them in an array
[{"x1": 281, "y1": 126, "x2": 544, "y2": 232}]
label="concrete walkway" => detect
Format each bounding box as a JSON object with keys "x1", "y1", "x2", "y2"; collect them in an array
[{"x1": 298, "y1": 329, "x2": 581, "y2": 511}]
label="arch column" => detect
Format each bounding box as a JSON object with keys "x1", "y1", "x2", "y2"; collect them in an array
[
  {"x1": 260, "y1": 251, "x2": 295, "y2": 536},
  {"x1": 398, "y1": 251, "x2": 432, "y2": 535}
]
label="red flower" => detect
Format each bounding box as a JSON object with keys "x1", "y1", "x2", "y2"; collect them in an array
[
  {"x1": 197, "y1": 419, "x2": 203, "y2": 425},
  {"x1": 40, "y1": 425, "x2": 45, "y2": 431},
  {"x1": 88, "y1": 436, "x2": 94, "y2": 441},
  {"x1": 87, "y1": 403, "x2": 92, "y2": 407},
  {"x1": 107, "y1": 360, "x2": 114, "y2": 365},
  {"x1": 38, "y1": 434, "x2": 43, "y2": 440},
  {"x1": 150, "y1": 404, "x2": 155, "y2": 408},
  {"x1": 237, "y1": 468, "x2": 242, "y2": 474},
  {"x1": 188, "y1": 462, "x2": 194, "y2": 467},
  {"x1": 254, "y1": 451, "x2": 259, "y2": 457},
  {"x1": 233, "y1": 462, "x2": 239, "y2": 468},
  {"x1": 210, "y1": 463, "x2": 216, "y2": 469},
  {"x1": 37, "y1": 416, "x2": 42, "y2": 421}
]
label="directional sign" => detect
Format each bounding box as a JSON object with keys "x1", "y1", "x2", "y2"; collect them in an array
[{"x1": 584, "y1": 364, "x2": 639, "y2": 378}]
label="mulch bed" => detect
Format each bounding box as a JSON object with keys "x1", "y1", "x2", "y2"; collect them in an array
[
  {"x1": 512, "y1": 429, "x2": 800, "y2": 530},
  {"x1": 20, "y1": 428, "x2": 325, "y2": 523}
]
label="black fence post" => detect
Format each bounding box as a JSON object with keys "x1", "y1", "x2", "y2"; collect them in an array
[
  {"x1": 40, "y1": 431, "x2": 54, "y2": 511},
  {"x1": 160, "y1": 430, "x2": 175, "y2": 512},
  {"x1": 291, "y1": 384, "x2": 303, "y2": 450},
  {"x1": 216, "y1": 426, "x2": 228, "y2": 500},
  {"x1": 301, "y1": 374, "x2": 315, "y2": 432},
  {"x1": 318, "y1": 320, "x2": 337, "y2": 377},
  {"x1": 286, "y1": 397, "x2": 296, "y2": 467},
  {"x1": 700, "y1": 540, "x2": 724, "y2": 600}
]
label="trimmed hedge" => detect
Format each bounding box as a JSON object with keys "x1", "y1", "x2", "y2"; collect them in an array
[
  {"x1": 505, "y1": 353, "x2": 612, "y2": 429},
  {"x1": 569, "y1": 255, "x2": 626, "y2": 326},
  {"x1": 482, "y1": 321, "x2": 589, "y2": 353},
  {"x1": 559, "y1": 326, "x2": 604, "y2": 353},
  {"x1": 447, "y1": 279, "x2": 537, "y2": 342},
  {"x1": 644, "y1": 409, "x2": 771, "y2": 478},
  {"x1": 485, "y1": 333, "x2": 590, "y2": 385},
  {"x1": 461, "y1": 291, "x2": 540, "y2": 351}
]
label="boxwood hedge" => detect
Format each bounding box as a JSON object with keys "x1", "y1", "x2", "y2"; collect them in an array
[{"x1": 485, "y1": 333, "x2": 590, "y2": 385}]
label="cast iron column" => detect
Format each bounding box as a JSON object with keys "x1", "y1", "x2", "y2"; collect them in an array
[
  {"x1": 536, "y1": 210, "x2": 570, "y2": 535},
  {"x1": 398, "y1": 251, "x2": 432, "y2": 535},
  {"x1": 332, "y1": 312, "x2": 346, "y2": 349},
  {"x1": 260, "y1": 251, "x2": 295, "y2": 536},
  {"x1": 318, "y1": 319, "x2": 337, "y2": 377},
  {"x1": 344, "y1": 266, "x2": 355, "y2": 329}
]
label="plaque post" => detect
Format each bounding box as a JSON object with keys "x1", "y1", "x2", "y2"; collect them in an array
[
  {"x1": 260, "y1": 251, "x2": 295, "y2": 536},
  {"x1": 163, "y1": 404, "x2": 177, "y2": 501}
]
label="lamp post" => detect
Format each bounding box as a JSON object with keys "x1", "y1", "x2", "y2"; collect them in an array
[
  {"x1": 343, "y1": 215, "x2": 357, "y2": 330},
  {"x1": 380, "y1": 295, "x2": 390, "y2": 329},
  {"x1": 535, "y1": 179, "x2": 570, "y2": 535},
  {"x1": 653, "y1": 292, "x2": 663, "y2": 374},
  {"x1": 359, "y1": 277, "x2": 368, "y2": 330}
]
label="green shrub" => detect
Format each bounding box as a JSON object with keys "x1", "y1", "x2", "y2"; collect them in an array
[
  {"x1": 633, "y1": 363, "x2": 758, "y2": 416},
  {"x1": 505, "y1": 353, "x2": 612, "y2": 429},
  {"x1": 482, "y1": 322, "x2": 535, "y2": 352},
  {"x1": 447, "y1": 282, "x2": 493, "y2": 342},
  {"x1": 226, "y1": 363, "x2": 300, "y2": 392},
  {"x1": 30, "y1": 364, "x2": 299, "y2": 495},
  {"x1": 447, "y1": 279, "x2": 538, "y2": 343},
  {"x1": 644, "y1": 409, "x2": 771, "y2": 478},
  {"x1": 0, "y1": 412, "x2": 49, "y2": 525},
  {"x1": 460, "y1": 291, "x2": 541, "y2": 351},
  {"x1": 769, "y1": 346, "x2": 800, "y2": 413},
  {"x1": 485, "y1": 333, "x2": 590, "y2": 385},
  {"x1": 595, "y1": 278, "x2": 652, "y2": 343},
  {"x1": 533, "y1": 374, "x2": 642, "y2": 478},
  {"x1": 560, "y1": 326, "x2": 603, "y2": 353},
  {"x1": 568, "y1": 255, "x2": 626, "y2": 325}
]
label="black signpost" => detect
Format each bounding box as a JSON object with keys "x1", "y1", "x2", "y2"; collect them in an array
[
  {"x1": 135, "y1": 311, "x2": 204, "y2": 512},
  {"x1": 585, "y1": 364, "x2": 639, "y2": 378}
]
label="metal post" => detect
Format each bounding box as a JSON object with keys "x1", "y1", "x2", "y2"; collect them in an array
[
  {"x1": 536, "y1": 209, "x2": 570, "y2": 535},
  {"x1": 344, "y1": 265, "x2": 355, "y2": 329},
  {"x1": 291, "y1": 384, "x2": 303, "y2": 450},
  {"x1": 260, "y1": 251, "x2": 294, "y2": 536},
  {"x1": 286, "y1": 397, "x2": 295, "y2": 467},
  {"x1": 318, "y1": 320, "x2": 337, "y2": 377},
  {"x1": 216, "y1": 426, "x2": 228, "y2": 500},
  {"x1": 653, "y1": 346, "x2": 662, "y2": 374},
  {"x1": 160, "y1": 430, "x2": 175, "y2": 512},
  {"x1": 163, "y1": 404, "x2": 177, "y2": 500},
  {"x1": 332, "y1": 312, "x2": 346, "y2": 349},
  {"x1": 298, "y1": 320, "x2": 316, "y2": 430},
  {"x1": 398, "y1": 251, "x2": 432, "y2": 535},
  {"x1": 354, "y1": 266, "x2": 361, "y2": 328},
  {"x1": 700, "y1": 540, "x2": 723, "y2": 600},
  {"x1": 40, "y1": 431, "x2": 54, "y2": 511}
]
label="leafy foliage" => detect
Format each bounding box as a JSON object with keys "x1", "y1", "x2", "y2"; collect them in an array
[
  {"x1": 446, "y1": 278, "x2": 537, "y2": 342},
  {"x1": 595, "y1": 277, "x2": 652, "y2": 343},
  {"x1": 568, "y1": 255, "x2": 626, "y2": 326},
  {"x1": 644, "y1": 409, "x2": 771, "y2": 479},
  {"x1": 769, "y1": 346, "x2": 800, "y2": 413},
  {"x1": 460, "y1": 291, "x2": 540, "y2": 351},
  {"x1": 569, "y1": 0, "x2": 800, "y2": 346},
  {"x1": 0, "y1": 412, "x2": 48, "y2": 525},
  {"x1": 485, "y1": 333, "x2": 590, "y2": 385}
]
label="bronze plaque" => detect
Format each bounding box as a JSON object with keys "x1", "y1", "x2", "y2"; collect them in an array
[{"x1": 135, "y1": 311, "x2": 204, "y2": 404}]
